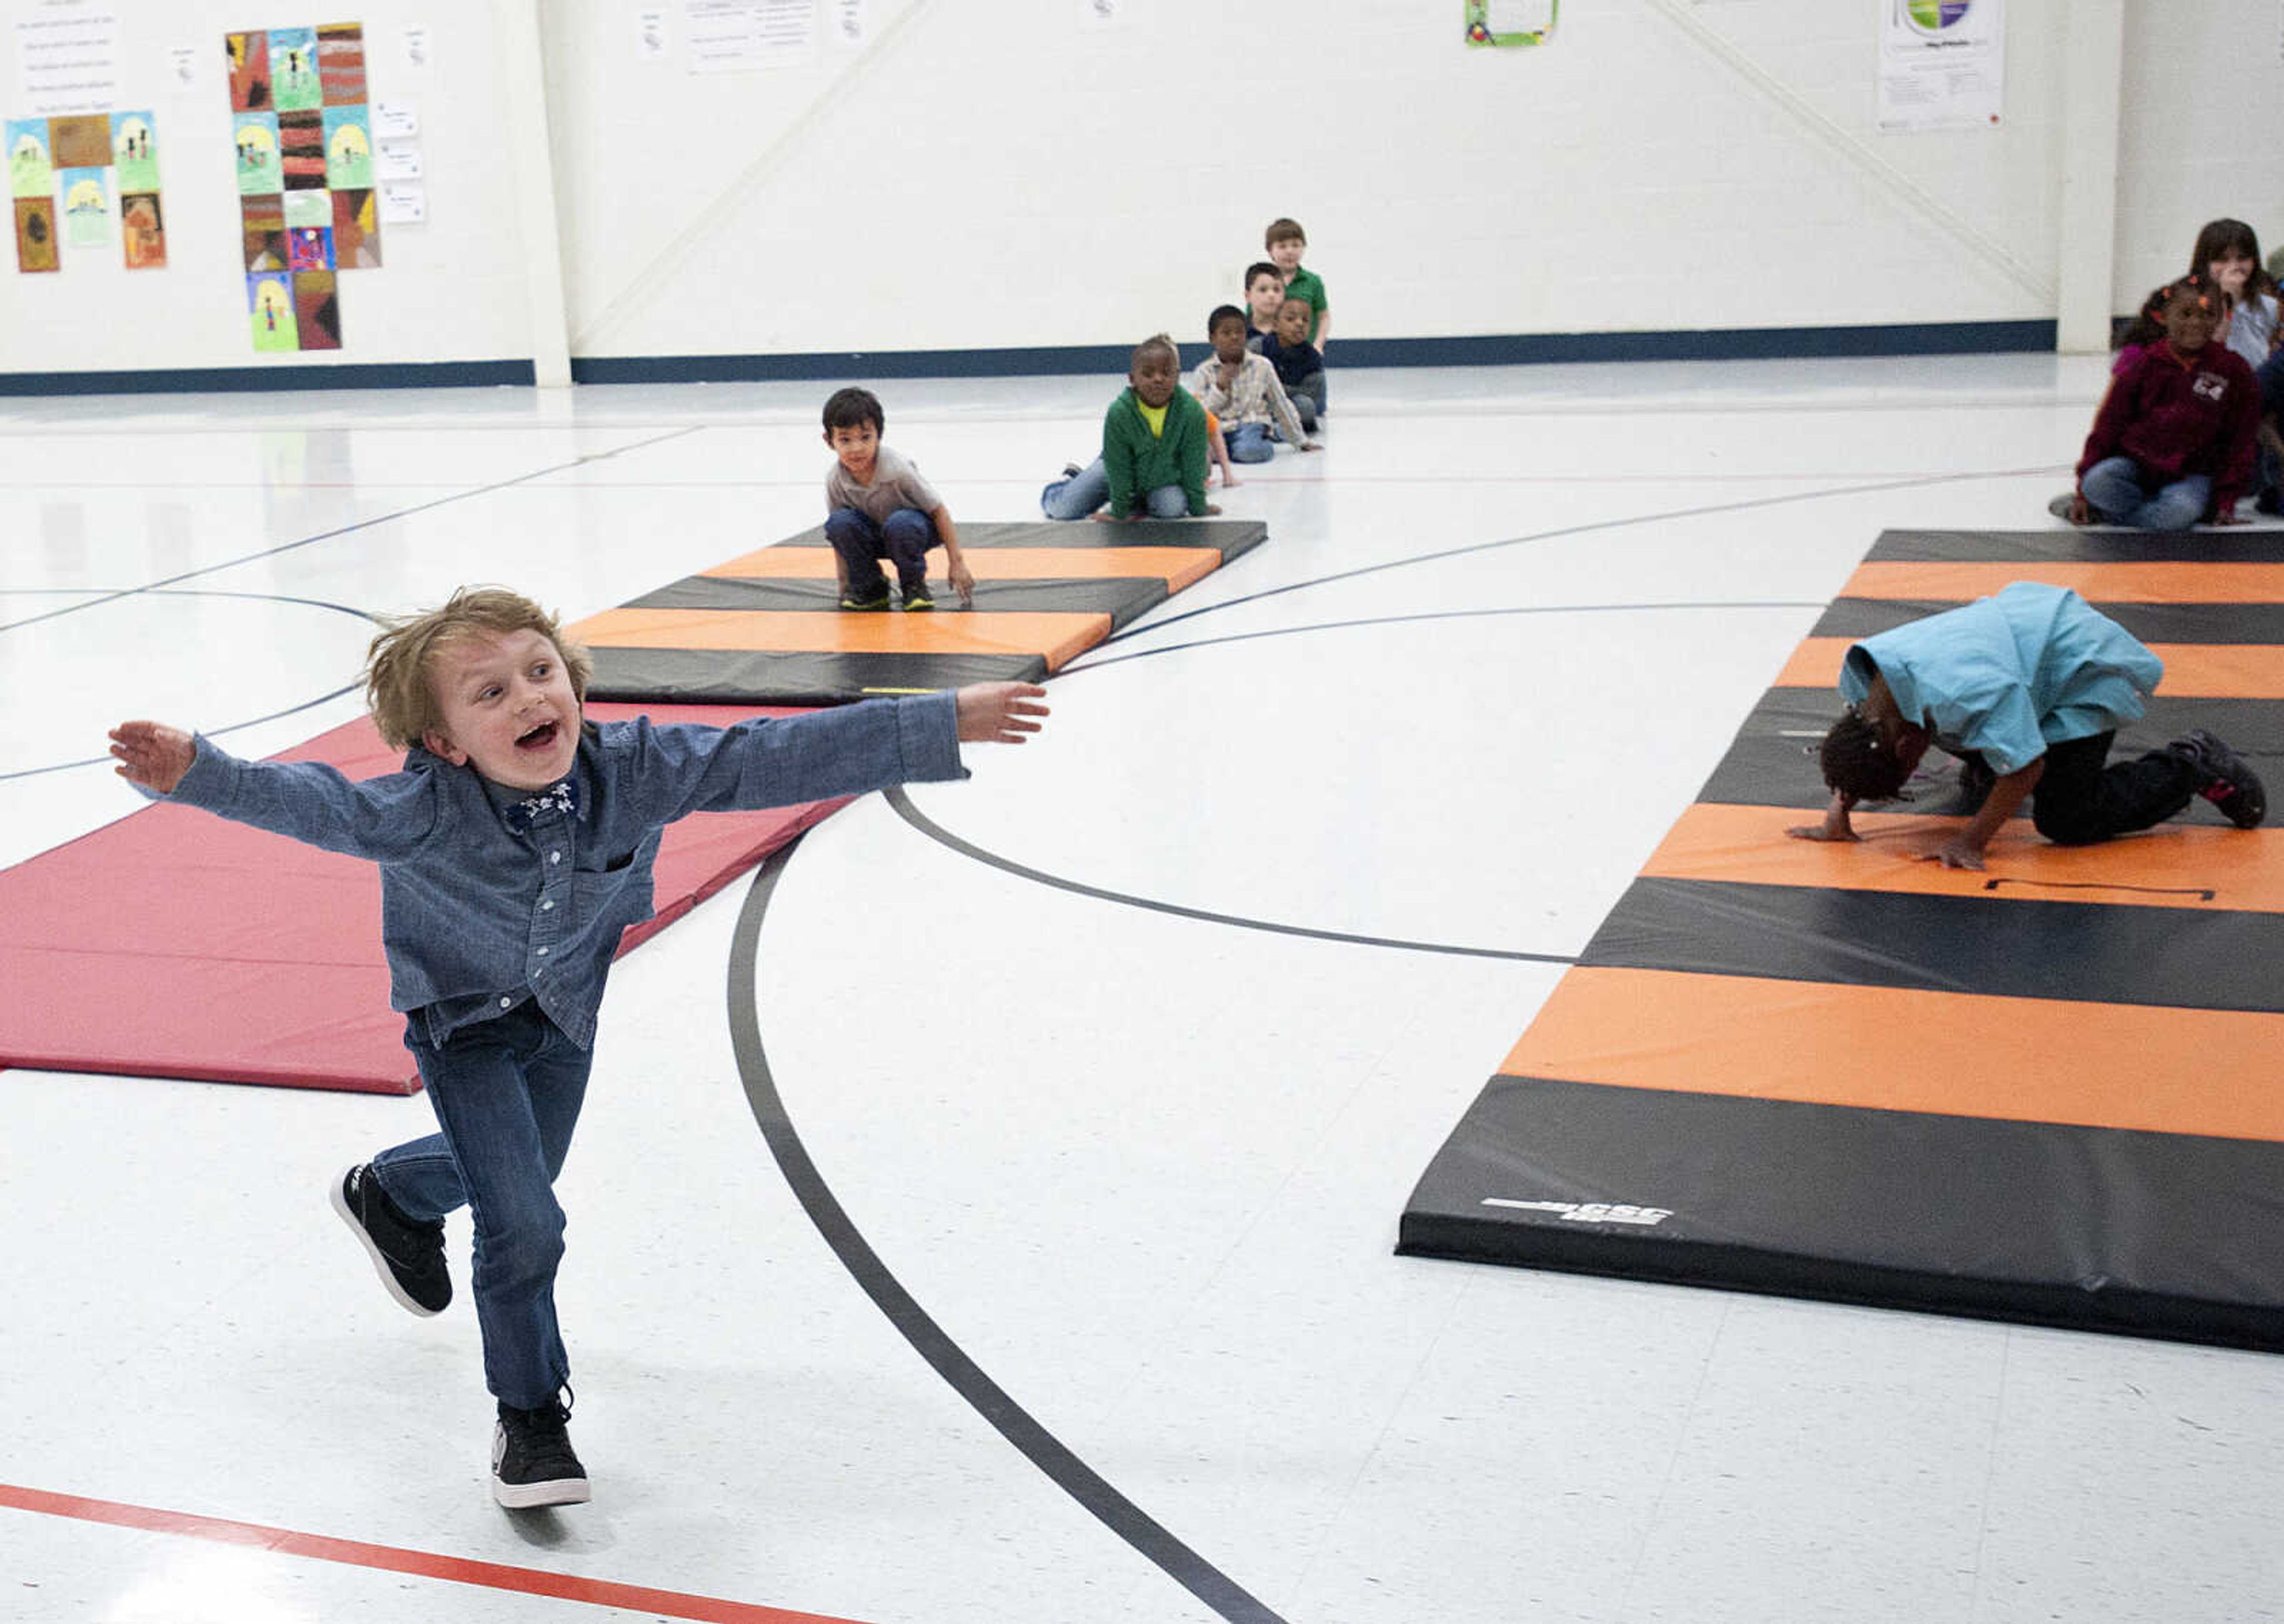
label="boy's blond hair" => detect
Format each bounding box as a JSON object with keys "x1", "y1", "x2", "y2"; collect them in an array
[{"x1": 364, "y1": 586, "x2": 592, "y2": 750}]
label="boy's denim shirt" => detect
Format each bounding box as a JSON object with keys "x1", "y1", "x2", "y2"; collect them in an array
[{"x1": 166, "y1": 694, "x2": 965, "y2": 1049}]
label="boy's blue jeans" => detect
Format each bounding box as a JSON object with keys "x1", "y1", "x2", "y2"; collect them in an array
[
  {"x1": 1224, "y1": 422, "x2": 1274, "y2": 463},
  {"x1": 372, "y1": 1001, "x2": 591, "y2": 1411},
  {"x1": 1040, "y1": 457, "x2": 1188, "y2": 520},
  {"x1": 2081, "y1": 456, "x2": 2211, "y2": 530},
  {"x1": 825, "y1": 505, "x2": 935, "y2": 600}
]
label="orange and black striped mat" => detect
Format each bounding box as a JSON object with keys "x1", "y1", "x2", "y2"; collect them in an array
[
  {"x1": 1401, "y1": 528, "x2": 2284, "y2": 1350},
  {"x1": 575, "y1": 519, "x2": 1267, "y2": 704}
]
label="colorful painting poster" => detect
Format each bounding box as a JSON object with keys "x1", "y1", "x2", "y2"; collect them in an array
[
  {"x1": 14, "y1": 195, "x2": 58, "y2": 271},
  {"x1": 287, "y1": 222, "x2": 332, "y2": 271},
  {"x1": 292, "y1": 269, "x2": 339, "y2": 349},
  {"x1": 283, "y1": 187, "x2": 329, "y2": 228},
  {"x1": 234, "y1": 112, "x2": 281, "y2": 192},
  {"x1": 331, "y1": 186, "x2": 379, "y2": 266},
  {"x1": 109, "y1": 111, "x2": 158, "y2": 191},
  {"x1": 58, "y1": 166, "x2": 108, "y2": 247},
  {"x1": 47, "y1": 114, "x2": 109, "y2": 168},
  {"x1": 317, "y1": 23, "x2": 366, "y2": 104},
  {"x1": 7, "y1": 119, "x2": 54, "y2": 199},
  {"x1": 269, "y1": 28, "x2": 322, "y2": 110},
  {"x1": 277, "y1": 108, "x2": 325, "y2": 189},
  {"x1": 120, "y1": 190, "x2": 164, "y2": 267},
  {"x1": 1464, "y1": 0, "x2": 1556, "y2": 46},
  {"x1": 241, "y1": 192, "x2": 286, "y2": 269},
  {"x1": 226, "y1": 30, "x2": 272, "y2": 110},
  {"x1": 322, "y1": 103, "x2": 371, "y2": 188},
  {"x1": 249, "y1": 270, "x2": 297, "y2": 349}
]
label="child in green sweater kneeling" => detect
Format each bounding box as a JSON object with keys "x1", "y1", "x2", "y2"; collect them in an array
[{"x1": 1041, "y1": 334, "x2": 1223, "y2": 522}]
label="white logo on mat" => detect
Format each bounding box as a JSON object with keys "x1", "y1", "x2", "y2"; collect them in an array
[{"x1": 1482, "y1": 1198, "x2": 1673, "y2": 1227}]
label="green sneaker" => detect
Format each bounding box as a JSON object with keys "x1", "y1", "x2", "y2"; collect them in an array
[
  {"x1": 902, "y1": 583, "x2": 935, "y2": 611},
  {"x1": 839, "y1": 589, "x2": 890, "y2": 611}
]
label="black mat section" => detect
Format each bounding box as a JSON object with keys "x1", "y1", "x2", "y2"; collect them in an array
[
  {"x1": 1867, "y1": 528, "x2": 2284, "y2": 564},
  {"x1": 585, "y1": 646, "x2": 1046, "y2": 705},
  {"x1": 1694, "y1": 689, "x2": 2284, "y2": 812},
  {"x1": 1816, "y1": 597, "x2": 2284, "y2": 646},
  {"x1": 1399, "y1": 1076, "x2": 2284, "y2": 1350},
  {"x1": 624, "y1": 573, "x2": 1173, "y2": 629},
  {"x1": 773, "y1": 518, "x2": 1269, "y2": 558},
  {"x1": 1581, "y1": 877, "x2": 2284, "y2": 1012}
]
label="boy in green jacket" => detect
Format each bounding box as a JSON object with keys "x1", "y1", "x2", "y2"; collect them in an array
[{"x1": 1040, "y1": 335, "x2": 1223, "y2": 521}]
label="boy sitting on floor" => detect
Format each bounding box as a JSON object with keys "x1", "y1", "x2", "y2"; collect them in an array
[
  {"x1": 1188, "y1": 306, "x2": 1317, "y2": 463},
  {"x1": 823, "y1": 386, "x2": 974, "y2": 611},
  {"x1": 1789, "y1": 582, "x2": 2264, "y2": 870}
]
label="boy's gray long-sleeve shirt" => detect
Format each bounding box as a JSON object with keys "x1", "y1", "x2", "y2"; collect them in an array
[{"x1": 165, "y1": 693, "x2": 966, "y2": 1048}]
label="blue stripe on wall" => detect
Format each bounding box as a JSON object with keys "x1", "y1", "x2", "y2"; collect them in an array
[{"x1": 0, "y1": 360, "x2": 537, "y2": 397}]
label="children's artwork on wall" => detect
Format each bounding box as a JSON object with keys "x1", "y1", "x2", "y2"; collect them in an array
[
  {"x1": 277, "y1": 109, "x2": 325, "y2": 189},
  {"x1": 287, "y1": 223, "x2": 334, "y2": 271},
  {"x1": 110, "y1": 112, "x2": 159, "y2": 193},
  {"x1": 227, "y1": 30, "x2": 273, "y2": 110},
  {"x1": 14, "y1": 196, "x2": 58, "y2": 272},
  {"x1": 241, "y1": 193, "x2": 286, "y2": 269},
  {"x1": 331, "y1": 186, "x2": 380, "y2": 266},
  {"x1": 1464, "y1": 0, "x2": 1557, "y2": 46},
  {"x1": 235, "y1": 113, "x2": 283, "y2": 193},
  {"x1": 269, "y1": 28, "x2": 322, "y2": 111},
  {"x1": 322, "y1": 105, "x2": 371, "y2": 189},
  {"x1": 318, "y1": 24, "x2": 367, "y2": 104},
  {"x1": 47, "y1": 115, "x2": 110, "y2": 170},
  {"x1": 120, "y1": 191, "x2": 165, "y2": 268},
  {"x1": 8, "y1": 121, "x2": 55, "y2": 199},
  {"x1": 292, "y1": 269, "x2": 340, "y2": 349},
  {"x1": 283, "y1": 188, "x2": 329, "y2": 229},
  {"x1": 59, "y1": 167, "x2": 109, "y2": 249},
  {"x1": 249, "y1": 270, "x2": 297, "y2": 350}
]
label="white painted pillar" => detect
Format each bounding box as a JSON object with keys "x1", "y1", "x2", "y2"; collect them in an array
[
  {"x1": 495, "y1": 0, "x2": 573, "y2": 387},
  {"x1": 2053, "y1": 0, "x2": 2127, "y2": 354}
]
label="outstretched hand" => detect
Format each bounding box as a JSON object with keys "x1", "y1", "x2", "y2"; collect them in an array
[
  {"x1": 109, "y1": 720, "x2": 195, "y2": 793},
  {"x1": 954, "y1": 682, "x2": 1049, "y2": 745}
]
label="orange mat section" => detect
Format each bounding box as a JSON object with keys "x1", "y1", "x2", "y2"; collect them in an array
[
  {"x1": 1502, "y1": 966, "x2": 2284, "y2": 1142},
  {"x1": 701, "y1": 545, "x2": 1221, "y2": 593},
  {"x1": 1841, "y1": 560, "x2": 2284, "y2": 605},
  {"x1": 1642, "y1": 803, "x2": 2284, "y2": 913},
  {"x1": 570, "y1": 607, "x2": 1109, "y2": 672},
  {"x1": 1775, "y1": 638, "x2": 2284, "y2": 698}
]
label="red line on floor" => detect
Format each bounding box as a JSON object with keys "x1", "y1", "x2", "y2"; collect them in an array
[{"x1": 0, "y1": 1481, "x2": 871, "y2": 1624}]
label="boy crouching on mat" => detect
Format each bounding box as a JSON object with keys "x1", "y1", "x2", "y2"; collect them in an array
[
  {"x1": 823, "y1": 385, "x2": 974, "y2": 611},
  {"x1": 1789, "y1": 581, "x2": 2264, "y2": 871},
  {"x1": 109, "y1": 587, "x2": 1046, "y2": 1509}
]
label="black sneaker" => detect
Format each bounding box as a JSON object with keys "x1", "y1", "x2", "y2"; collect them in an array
[
  {"x1": 902, "y1": 582, "x2": 934, "y2": 611},
  {"x1": 2169, "y1": 729, "x2": 2267, "y2": 828},
  {"x1": 838, "y1": 588, "x2": 890, "y2": 611},
  {"x1": 492, "y1": 1393, "x2": 589, "y2": 1509},
  {"x1": 330, "y1": 1164, "x2": 450, "y2": 1316}
]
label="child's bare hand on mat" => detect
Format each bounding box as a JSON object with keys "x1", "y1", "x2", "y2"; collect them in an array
[
  {"x1": 109, "y1": 720, "x2": 195, "y2": 793},
  {"x1": 949, "y1": 558, "x2": 976, "y2": 607},
  {"x1": 1786, "y1": 793, "x2": 1858, "y2": 844},
  {"x1": 1919, "y1": 833, "x2": 1987, "y2": 871},
  {"x1": 955, "y1": 682, "x2": 1049, "y2": 745}
]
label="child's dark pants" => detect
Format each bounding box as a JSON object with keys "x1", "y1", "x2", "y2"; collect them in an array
[
  {"x1": 2018, "y1": 731, "x2": 2199, "y2": 844},
  {"x1": 826, "y1": 505, "x2": 935, "y2": 599},
  {"x1": 372, "y1": 1000, "x2": 591, "y2": 1410}
]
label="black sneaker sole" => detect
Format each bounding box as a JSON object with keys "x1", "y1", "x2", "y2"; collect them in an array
[
  {"x1": 492, "y1": 1471, "x2": 591, "y2": 1509},
  {"x1": 329, "y1": 1166, "x2": 445, "y2": 1318}
]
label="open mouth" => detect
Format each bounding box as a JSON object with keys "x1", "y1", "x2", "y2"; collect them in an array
[{"x1": 516, "y1": 720, "x2": 560, "y2": 752}]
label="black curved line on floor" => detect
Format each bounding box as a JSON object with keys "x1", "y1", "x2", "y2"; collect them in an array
[
  {"x1": 0, "y1": 588, "x2": 384, "y2": 783},
  {"x1": 0, "y1": 426, "x2": 701, "y2": 638},
  {"x1": 727, "y1": 839, "x2": 1292, "y2": 1624},
  {"x1": 889, "y1": 788, "x2": 1575, "y2": 964},
  {"x1": 1062, "y1": 599, "x2": 1822, "y2": 676},
  {"x1": 1096, "y1": 465, "x2": 2060, "y2": 648}
]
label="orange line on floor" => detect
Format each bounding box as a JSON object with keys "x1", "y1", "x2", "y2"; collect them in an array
[
  {"x1": 1775, "y1": 637, "x2": 2284, "y2": 697},
  {"x1": 1841, "y1": 560, "x2": 2284, "y2": 604},
  {"x1": 0, "y1": 1481, "x2": 869, "y2": 1624},
  {"x1": 569, "y1": 607, "x2": 1110, "y2": 671},
  {"x1": 1501, "y1": 967, "x2": 2284, "y2": 1141},
  {"x1": 1643, "y1": 803, "x2": 2284, "y2": 912},
  {"x1": 702, "y1": 545, "x2": 1220, "y2": 592}
]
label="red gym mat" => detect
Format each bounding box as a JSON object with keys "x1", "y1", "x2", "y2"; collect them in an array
[{"x1": 0, "y1": 703, "x2": 843, "y2": 1095}]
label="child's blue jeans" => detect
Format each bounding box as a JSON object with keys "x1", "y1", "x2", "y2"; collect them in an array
[
  {"x1": 1041, "y1": 457, "x2": 1188, "y2": 520},
  {"x1": 825, "y1": 505, "x2": 935, "y2": 600},
  {"x1": 1225, "y1": 422, "x2": 1274, "y2": 463},
  {"x1": 2081, "y1": 456, "x2": 2211, "y2": 530},
  {"x1": 372, "y1": 1000, "x2": 592, "y2": 1411}
]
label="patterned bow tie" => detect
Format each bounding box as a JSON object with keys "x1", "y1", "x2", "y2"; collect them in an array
[{"x1": 503, "y1": 778, "x2": 579, "y2": 833}]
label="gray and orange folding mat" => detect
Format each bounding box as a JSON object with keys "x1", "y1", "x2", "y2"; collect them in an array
[
  {"x1": 581, "y1": 520, "x2": 1266, "y2": 703},
  {"x1": 0, "y1": 520, "x2": 1262, "y2": 1094},
  {"x1": 1401, "y1": 527, "x2": 2284, "y2": 1351}
]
